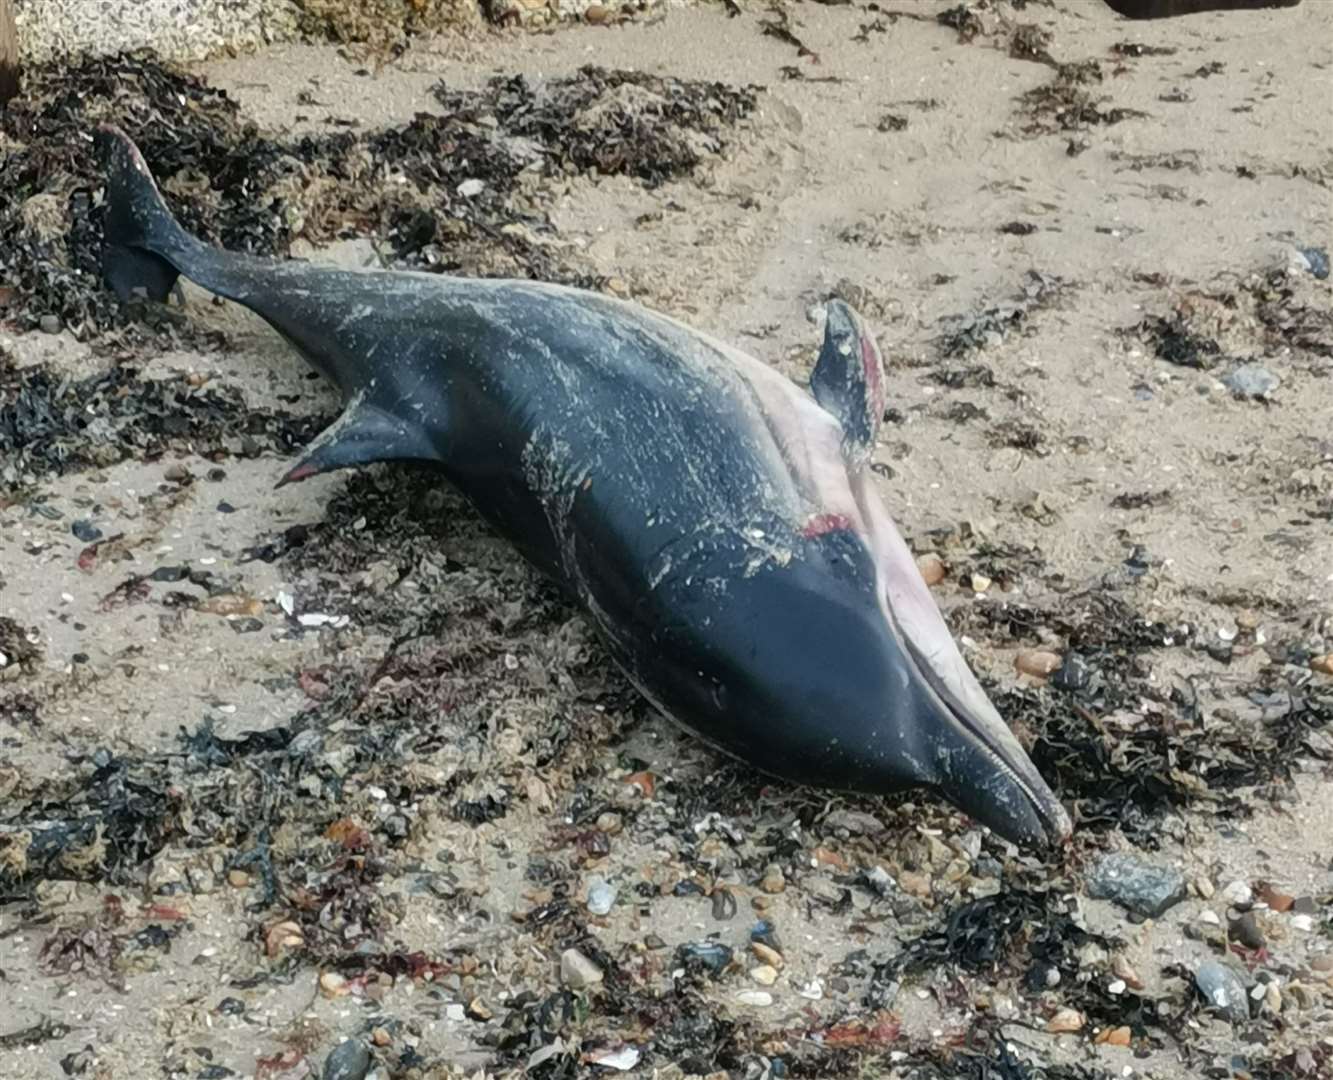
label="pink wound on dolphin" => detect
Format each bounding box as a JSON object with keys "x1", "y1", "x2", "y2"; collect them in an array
[{"x1": 801, "y1": 512, "x2": 853, "y2": 538}]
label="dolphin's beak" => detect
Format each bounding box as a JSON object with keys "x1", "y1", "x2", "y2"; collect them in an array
[
  {"x1": 857, "y1": 488, "x2": 1073, "y2": 850},
  {"x1": 887, "y1": 613, "x2": 1073, "y2": 850}
]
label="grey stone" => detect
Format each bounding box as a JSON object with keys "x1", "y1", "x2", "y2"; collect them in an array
[
  {"x1": 1222, "y1": 364, "x2": 1280, "y2": 399},
  {"x1": 1196, "y1": 961, "x2": 1250, "y2": 1023},
  {"x1": 560, "y1": 947, "x2": 604, "y2": 990},
  {"x1": 323, "y1": 1039, "x2": 372, "y2": 1080},
  {"x1": 1086, "y1": 852, "x2": 1187, "y2": 917}
]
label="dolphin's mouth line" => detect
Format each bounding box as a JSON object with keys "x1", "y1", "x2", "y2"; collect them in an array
[{"x1": 883, "y1": 606, "x2": 1061, "y2": 840}]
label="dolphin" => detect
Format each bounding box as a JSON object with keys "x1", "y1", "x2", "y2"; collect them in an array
[{"x1": 96, "y1": 124, "x2": 1072, "y2": 851}]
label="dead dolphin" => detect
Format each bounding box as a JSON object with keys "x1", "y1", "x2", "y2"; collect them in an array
[
  {"x1": 1102, "y1": 0, "x2": 1299, "y2": 17},
  {"x1": 97, "y1": 123, "x2": 1072, "y2": 851}
]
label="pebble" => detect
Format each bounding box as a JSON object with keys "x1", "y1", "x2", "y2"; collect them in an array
[
  {"x1": 1222, "y1": 364, "x2": 1280, "y2": 399},
  {"x1": 71, "y1": 519, "x2": 103, "y2": 542},
  {"x1": 586, "y1": 878, "x2": 617, "y2": 916},
  {"x1": 1046, "y1": 1007, "x2": 1084, "y2": 1033},
  {"x1": 1312, "y1": 654, "x2": 1333, "y2": 676},
  {"x1": 1291, "y1": 913, "x2": 1314, "y2": 932},
  {"x1": 750, "y1": 964, "x2": 779, "y2": 986},
  {"x1": 735, "y1": 990, "x2": 773, "y2": 1007},
  {"x1": 560, "y1": 948, "x2": 604, "y2": 990},
  {"x1": 917, "y1": 553, "x2": 946, "y2": 586},
  {"x1": 1097, "y1": 1026, "x2": 1132, "y2": 1047},
  {"x1": 751, "y1": 942, "x2": 784, "y2": 969},
  {"x1": 1298, "y1": 245, "x2": 1330, "y2": 279},
  {"x1": 1256, "y1": 882, "x2": 1294, "y2": 912},
  {"x1": 711, "y1": 887, "x2": 738, "y2": 921},
  {"x1": 1196, "y1": 961, "x2": 1250, "y2": 1022},
  {"x1": 1198, "y1": 909, "x2": 1221, "y2": 926},
  {"x1": 1310, "y1": 954, "x2": 1333, "y2": 972},
  {"x1": 1112, "y1": 955, "x2": 1144, "y2": 990},
  {"x1": 1220, "y1": 880, "x2": 1253, "y2": 906},
  {"x1": 319, "y1": 972, "x2": 348, "y2": 998},
  {"x1": 595, "y1": 812, "x2": 622, "y2": 835},
  {"x1": 760, "y1": 865, "x2": 786, "y2": 894},
  {"x1": 322, "y1": 1039, "x2": 371, "y2": 1080},
  {"x1": 1195, "y1": 875, "x2": 1216, "y2": 900},
  {"x1": 1086, "y1": 853, "x2": 1187, "y2": 917},
  {"x1": 897, "y1": 870, "x2": 932, "y2": 898},
  {"x1": 1014, "y1": 649, "x2": 1062, "y2": 678},
  {"x1": 970, "y1": 573, "x2": 992, "y2": 593},
  {"x1": 676, "y1": 941, "x2": 734, "y2": 975},
  {"x1": 39, "y1": 314, "x2": 61, "y2": 334},
  {"x1": 1229, "y1": 912, "x2": 1265, "y2": 950}
]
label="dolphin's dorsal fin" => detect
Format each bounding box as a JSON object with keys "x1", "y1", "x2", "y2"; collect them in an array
[
  {"x1": 809, "y1": 299, "x2": 885, "y2": 467},
  {"x1": 275, "y1": 391, "x2": 441, "y2": 487}
]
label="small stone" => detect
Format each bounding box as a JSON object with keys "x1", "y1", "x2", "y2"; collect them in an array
[
  {"x1": 1196, "y1": 961, "x2": 1250, "y2": 1022},
  {"x1": 39, "y1": 314, "x2": 61, "y2": 334},
  {"x1": 445, "y1": 1003, "x2": 466, "y2": 1021},
  {"x1": 751, "y1": 942, "x2": 784, "y2": 969},
  {"x1": 735, "y1": 990, "x2": 773, "y2": 1007},
  {"x1": 970, "y1": 573, "x2": 992, "y2": 593},
  {"x1": 760, "y1": 865, "x2": 786, "y2": 894},
  {"x1": 675, "y1": 941, "x2": 734, "y2": 975},
  {"x1": 711, "y1": 887, "x2": 738, "y2": 921},
  {"x1": 584, "y1": 3, "x2": 613, "y2": 22},
  {"x1": 1112, "y1": 955, "x2": 1144, "y2": 990},
  {"x1": 596, "y1": 812, "x2": 622, "y2": 835},
  {"x1": 319, "y1": 971, "x2": 349, "y2": 998},
  {"x1": 586, "y1": 877, "x2": 617, "y2": 916},
  {"x1": 917, "y1": 553, "x2": 946, "y2": 586},
  {"x1": 1195, "y1": 875, "x2": 1216, "y2": 900},
  {"x1": 1096, "y1": 1026, "x2": 1132, "y2": 1047},
  {"x1": 1107, "y1": 979, "x2": 1127, "y2": 996},
  {"x1": 1310, "y1": 954, "x2": 1333, "y2": 972},
  {"x1": 1015, "y1": 649, "x2": 1062, "y2": 678},
  {"x1": 1046, "y1": 1007, "x2": 1084, "y2": 1033},
  {"x1": 1290, "y1": 913, "x2": 1314, "y2": 932},
  {"x1": 1297, "y1": 245, "x2": 1330, "y2": 279},
  {"x1": 227, "y1": 869, "x2": 251, "y2": 888},
  {"x1": 71, "y1": 519, "x2": 103, "y2": 543},
  {"x1": 1286, "y1": 982, "x2": 1316, "y2": 1008},
  {"x1": 1229, "y1": 912, "x2": 1265, "y2": 950},
  {"x1": 1198, "y1": 909, "x2": 1221, "y2": 926},
  {"x1": 1312, "y1": 654, "x2": 1333, "y2": 676},
  {"x1": 750, "y1": 964, "x2": 779, "y2": 986},
  {"x1": 897, "y1": 870, "x2": 932, "y2": 898},
  {"x1": 1262, "y1": 983, "x2": 1282, "y2": 1014},
  {"x1": 1222, "y1": 363, "x2": 1280, "y2": 399},
  {"x1": 163, "y1": 464, "x2": 192, "y2": 483},
  {"x1": 265, "y1": 920, "x2": 304, "y2": 957},
  {"x1": 371, "y1": 1027, "x2": 392, "y2": 1047},
  {"x1": 467, "y1": 997, "x2": 493, "y2": 1021},
  {"x1": 560, "y1": 948, "x2": 604, "y2": 990},
  {"x1": 1086, "y1": 853, "x2": 1187, "y2": 918},
  {"x1": 1221, "y1": 880, "x2": 1252, "y2": 906},
  {"x1": 456, "y1": 178, "x2": 485, "y2": 198},
  {"x1": 1256, "y1": 882, "x2": 1294, "y2": 912},
  {"x1": 322, "y1": 1039, "x2": 371, "y2": 1080}
]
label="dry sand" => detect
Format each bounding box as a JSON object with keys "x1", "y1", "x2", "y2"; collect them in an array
[{"x1": 1, "y1": 3, "x2": 1331, "y2": 1079}]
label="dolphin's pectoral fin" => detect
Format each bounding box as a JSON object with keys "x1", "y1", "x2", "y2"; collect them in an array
[
  {"x1": 276, "y1": 394, "x2": 441, "y2": 488},
  {"x1": 809, "y1": 299, "x2": 886, "y2": 467}
]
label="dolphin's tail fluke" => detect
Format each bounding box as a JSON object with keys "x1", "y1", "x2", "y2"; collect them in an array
[{"x1": 98, "y1": 124, "x2": 201, "y2": 303}]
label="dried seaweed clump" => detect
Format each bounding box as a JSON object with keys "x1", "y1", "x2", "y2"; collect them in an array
[
  {"x1": 954, "y1": 587, "x2": 1333, "y2": 846},
  {"x1": 0, "y1": 358, "x2": 326, "y2": 491},
  {"x1": 0, "y1": 53, "x2": 758, "y2": 341},
  {"x1": 434, "y1": 65, "x2": 759, "y2": 188},
  {"x1": 1018, "y1": 60, "x2": 1147, "y2": 136},
  {"x1": 293, "y1": 0, "x2": 480, "y2": 46},
  {"x1": 938, "y1": 270, "x2": 1064, "y2": 356}
]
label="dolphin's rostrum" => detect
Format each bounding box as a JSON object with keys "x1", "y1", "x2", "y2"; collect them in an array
[{"x1": 97, "y1": 123, "x2": 1072, "y2": 851}]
